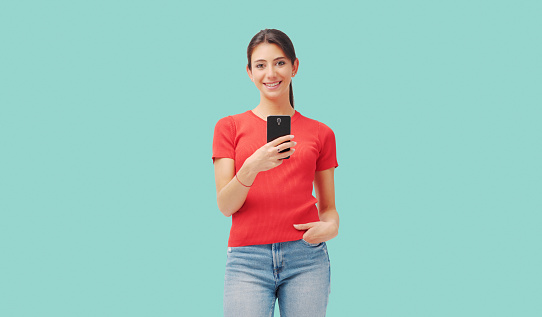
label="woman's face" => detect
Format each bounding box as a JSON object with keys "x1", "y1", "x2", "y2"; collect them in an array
[{"x1": 247, "y1": 43, "x2": 299, "y2": 101}]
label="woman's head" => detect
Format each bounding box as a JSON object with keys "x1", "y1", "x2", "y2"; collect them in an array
[{"x1": 247, "y1": 29, "x2": 298, "y2": 108}]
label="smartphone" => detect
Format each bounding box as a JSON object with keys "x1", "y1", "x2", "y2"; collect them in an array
[{"x1": 267, "y1": 115, "x2": 291, "y2": 159}]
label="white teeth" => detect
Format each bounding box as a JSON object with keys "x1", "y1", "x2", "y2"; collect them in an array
[{"x1": 265, "y1": 81, "x2": 280, "y2": 87}]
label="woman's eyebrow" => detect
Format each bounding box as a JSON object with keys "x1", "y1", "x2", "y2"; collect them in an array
[{"x1": 253, "y1": 57, "x2": 286, "y2": 63}]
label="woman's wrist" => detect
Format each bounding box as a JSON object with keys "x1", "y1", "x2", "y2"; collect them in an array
[
  {"x1": 235, "y1": 174, "x2": 251, "y2": 187},
  {"x1": 236, "y1": 162, "x2": 259, "y2": 187}
]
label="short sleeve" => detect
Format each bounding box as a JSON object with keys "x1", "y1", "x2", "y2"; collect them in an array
[
  {"x1": 212, "y1": 116, "x2": 235, "y2": 162},
  {"x1": 316, "y1": 122, "x2": 338, "y2": 171}
]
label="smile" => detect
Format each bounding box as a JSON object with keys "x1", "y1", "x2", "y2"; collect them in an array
[{"x1": 264, "y1": 81, "x2": 282, "y2": 89}]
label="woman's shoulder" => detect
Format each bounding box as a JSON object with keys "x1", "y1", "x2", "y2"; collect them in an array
[
  {"x1": 215, "y1": 110, "x2": 250, "y2": 123},
  {"x1": 213, "y1": 110, "x2": 256, "y2": 135},
  {"x1": 216, "y1": 110, "x2": 253, "y2": 122},
  {"x1": 296, "y1": 112, "x2": 335, "y2": 132}
]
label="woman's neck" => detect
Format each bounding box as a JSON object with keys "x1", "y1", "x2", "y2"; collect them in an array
[{"x1": 254, "y1": 96, "x2": 295, "y2": 118}]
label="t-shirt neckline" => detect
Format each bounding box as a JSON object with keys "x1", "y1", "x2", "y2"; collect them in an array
[{"x1": 248, "y1": 109, "x2": 300, "y2": 123}]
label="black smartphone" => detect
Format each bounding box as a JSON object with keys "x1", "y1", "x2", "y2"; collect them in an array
[{"x1": 267, "y1": 115, "x2": 291, "y2": 159}]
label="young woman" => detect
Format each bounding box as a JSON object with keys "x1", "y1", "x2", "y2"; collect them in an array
[{"x1": 212, "y1": 28, "x2": 339, "y2": 317}]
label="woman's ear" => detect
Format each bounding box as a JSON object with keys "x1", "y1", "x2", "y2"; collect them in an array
[
  {"x1": 246, "y1": 65, "x2": 253, "y2": 81},
  {"x1": 293, "y1": 58, "x2": 299, "y2": 76}
]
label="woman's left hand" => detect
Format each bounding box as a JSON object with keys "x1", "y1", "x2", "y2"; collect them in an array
[{"x1": 293, "y1": 221, "x2": 338, "y2": 244}]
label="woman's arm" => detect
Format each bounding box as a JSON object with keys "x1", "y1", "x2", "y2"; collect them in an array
[
  {"x1": 214, "y1": 135, "x2": 296, "y2": 217},
  {"x1": 294, "y1": 167, "x2": 339, "y2": 243},
  {"x1": 214, "y1": 158, "x2": 258, "y2": 217},
  {"x1": 314, "y1": 167, "x2": 339, "y2": 228}
]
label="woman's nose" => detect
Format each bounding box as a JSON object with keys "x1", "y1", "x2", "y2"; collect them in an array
[{"x1": 267, "y1": 66, "x2": 276, "y2": 77}]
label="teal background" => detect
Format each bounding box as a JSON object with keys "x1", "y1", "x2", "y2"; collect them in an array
[{"x1": 1, "y1": 0, "x2": 540, "y2": 316}]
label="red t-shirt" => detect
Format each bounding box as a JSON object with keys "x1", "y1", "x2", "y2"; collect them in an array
[{"x1": 212, "y1": 110, "x2": 338, "y2": 247}]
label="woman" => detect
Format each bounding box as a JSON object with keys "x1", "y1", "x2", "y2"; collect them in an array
[{"x1": 212, "y1": 28, "x2": 339, "y2": 317}]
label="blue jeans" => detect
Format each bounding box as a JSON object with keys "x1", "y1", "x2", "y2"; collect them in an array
[{"x1": 224, "y1": 239, "x2": 331, "y2": 317}]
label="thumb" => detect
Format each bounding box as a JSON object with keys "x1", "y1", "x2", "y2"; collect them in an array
[{"x1": 293, "y1": 222, "x2": 316, "y2": 230}]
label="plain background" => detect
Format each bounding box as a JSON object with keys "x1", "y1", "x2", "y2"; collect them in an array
[{"x1": 1, "y1": 0, "x2": 541, "y2": 316}]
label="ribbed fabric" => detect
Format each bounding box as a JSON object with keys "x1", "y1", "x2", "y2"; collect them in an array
[{"x1": 212, "y1": 110, "x2": 338, "y2": 247}]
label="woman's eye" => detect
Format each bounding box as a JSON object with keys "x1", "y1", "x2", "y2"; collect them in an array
[
  {"x1": 256, "y1": 64, "x2": 264, "y2": 68},
  {"x1": 277, "y1": 61, "x2": 285, "y2": 66}
]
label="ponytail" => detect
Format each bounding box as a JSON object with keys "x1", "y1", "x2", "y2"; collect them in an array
[{"x1": 289, "y1": 81, "x2": 294, "y2": 108}]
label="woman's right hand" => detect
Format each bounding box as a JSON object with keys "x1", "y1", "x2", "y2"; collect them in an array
[
  {"x1": 214, "y1": 135, "x2": 296, "y2": 217},
  {"x1": 245, "y1": 135, "x2": 296, "y2": 173}
]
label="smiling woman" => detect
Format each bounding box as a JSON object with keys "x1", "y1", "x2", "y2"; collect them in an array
[
  {"x1": 254, "y1": 58, "x2": 288, "y2": 89},
  {"x1": 212, "y1": 28, "x2": 339, "y2": 317},
  {"x1": 248, "y1": 43, "x2": 297, "y2": 104},
  {"x1": 246, "y1": 30, "x2": 298, "y2": 110}
]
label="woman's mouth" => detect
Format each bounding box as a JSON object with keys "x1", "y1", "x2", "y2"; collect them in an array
[{"x1": 264, "y1": 81, "x2": 282, "y2": 90}]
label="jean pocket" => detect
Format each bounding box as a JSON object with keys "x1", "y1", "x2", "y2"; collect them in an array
[{"x1": 301, "y1": 238, "x2": 323, "y2": 247}]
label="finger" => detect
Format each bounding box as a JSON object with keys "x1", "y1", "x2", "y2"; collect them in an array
[
  {"x1": 302, "y1": 234, "x2": 318, "y2": 244},
  {"x1": 293, "y1": 222, "x2": 316, "y2": 230},
  {"x1": 276, "y1": 141, "x2": 297, "y2": 152},
  {"x1": 277, "y1": 148, "x2": 294, "y2": 159},
  {"x1": 269, "y1": 135, "x2": 294, "y2": 147}
]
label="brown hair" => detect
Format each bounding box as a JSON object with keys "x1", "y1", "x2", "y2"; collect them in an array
[{"x1": 247, "y1": 29, "x2": 297, "y2": 108}]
